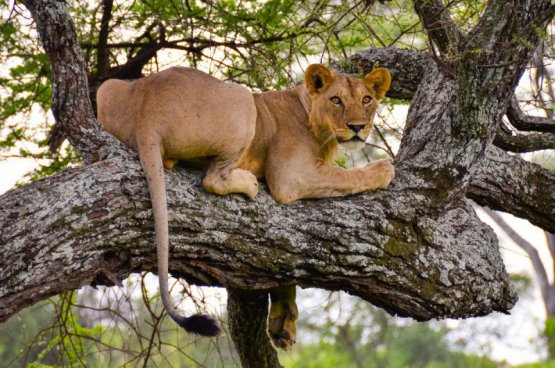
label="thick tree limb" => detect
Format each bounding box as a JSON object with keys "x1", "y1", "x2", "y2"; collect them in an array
[
  {"x1": 465, "y1": 0, "x2": 551, "y2": 90},
  {"x1": 468, "y1": 146, "x2": 555, "y2": 234},
  {"x1": 0, "y1": 153, "x2": 516, "y2": 324}
]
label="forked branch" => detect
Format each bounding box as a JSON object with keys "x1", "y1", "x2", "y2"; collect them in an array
[{"x1": 412, "y1": 0, "x2": 464, "y2": 55}]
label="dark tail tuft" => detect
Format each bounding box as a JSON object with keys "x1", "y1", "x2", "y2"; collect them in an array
[{"x1": 173, "y1": 313, "x2": 221, "y2": 337}]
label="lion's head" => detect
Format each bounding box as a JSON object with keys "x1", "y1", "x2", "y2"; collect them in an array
[{"x1": 304, "y1": 64, "x2": 391, "y2": 161}]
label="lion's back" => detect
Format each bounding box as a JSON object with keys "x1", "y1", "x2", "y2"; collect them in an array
[
  {"x1": 97, "y1": 67, "x2": 256, "y2": 158},
  {"x1": 96, "y1": 78, "x2": 138, "y2": 148}
]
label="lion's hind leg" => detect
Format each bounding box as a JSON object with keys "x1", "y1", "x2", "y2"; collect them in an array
[
  {"x1": 268, "y1": 285, "x2": 298, "y2": 350},
  {"x1": 202, "y1": 156, "x2": 259, "y2": 199}
]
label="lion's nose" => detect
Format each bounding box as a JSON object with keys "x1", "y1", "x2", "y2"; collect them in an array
[{"x1": 347, "y1": 123, "x2": 365, "y2": 133}]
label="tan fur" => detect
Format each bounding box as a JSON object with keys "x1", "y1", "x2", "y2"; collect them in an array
[
  {"x1": 96, "y1": 64, "x2": 393, "y2": 344},
  {"x1": 268, "y1": 286, "x2": 298, "y2": 350}
]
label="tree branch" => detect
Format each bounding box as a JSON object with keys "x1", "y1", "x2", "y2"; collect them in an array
[
  {"x1": 82, "y1": 32, "x2": 306, "y2": 53},
  {"x1": 105, "y1": 42, "x2": 165, "y2": 80},
  {"x1": 507, "y1": 97, "x2": 555, "y2": 133},
  {"x1": 465, "y1": 0, "x2": 552, "y2": 86},
  {"x1": 468, "y1": 145, "x2": 555, "y2": 234},
  {"x1": 0, "y1": 153, "x2": 516, "y2": 324},
  {"x1": 96, "y1": 0, "x2": 113, "y2": 77},
  {"x1": 493, "y1": 127, "x2": 555, "y2": 152},
  {"x1": 412, "y1": 0, "x2": 464, "y2": 55},
  {"x1": 21, "y1": 0, "x2": 114, "y2": 162}
]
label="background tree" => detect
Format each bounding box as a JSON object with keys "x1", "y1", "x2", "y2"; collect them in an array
[
  {"x1": 1, "y1": 0, "x2": 554, "y2": 367},
  {"x1": 281, "y1": 292, "x2": 499, "y2": 368},
  {"x1": 485, "y1": 210, "x2": 555, "y2": 361}
]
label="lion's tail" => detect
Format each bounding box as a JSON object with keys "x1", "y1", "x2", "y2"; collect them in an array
[{"x1": 137, "y1": 138, "x2": 221, "y2": 337}]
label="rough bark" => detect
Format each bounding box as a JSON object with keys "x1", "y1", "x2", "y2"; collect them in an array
[
  {"x1": 339, "y1": 47, "x2": 432, "y2": 101},
  {"x1": 228, "y1": 289, "x2": 282, "y2": 368},
  {"x1": 0, "y1": 155, "x2": 517, "y2": 323},
  {"x1": 468, "y1": 146, "x2": 555, "y2": 234},
  {"x1": 343, "y1": 48, "x2": 555, "y2": 232},
  {"x1": 2, "y1": 0, "x2": 554, "y2": 360}
]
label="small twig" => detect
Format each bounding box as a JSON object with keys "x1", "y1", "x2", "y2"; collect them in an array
[{"x1": 374, "y1": 125, "x2": 395, "y2": 158}]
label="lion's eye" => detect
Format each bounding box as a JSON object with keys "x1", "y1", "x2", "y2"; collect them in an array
[
  {"x1": 362, "y1": 96, "x2": 372, "y2": 104},
  {"x1": 330, "y1": 96, "x2": 342, "y2": 105}
]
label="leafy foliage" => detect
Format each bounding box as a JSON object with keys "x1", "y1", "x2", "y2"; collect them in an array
[
  {"x1": 1, "y1": 283, "x2": 506, "y2": 368},
  {"x1": 0, "y1": 0, "x2": 425, "y2": 182},
  {"x1": 280, "y1": 292, "x2": 499, "y2": 368},
  {"x1": 0, "y1": 274, "x2": 236, "y2": 367}
]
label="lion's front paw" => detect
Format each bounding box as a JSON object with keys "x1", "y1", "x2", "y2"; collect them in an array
[
  {"x1": 230, "y1": 169, "x2": 259, "y2": 199},
  {"x1": 268, "y1": 299, "x2": 298, "y2": 350},
  {"x1": 366, "y1": 159, "x2": 395, "y2": 189},
  {"x1": 205, "y1": 168, "x2": 259, "y2": 198}
]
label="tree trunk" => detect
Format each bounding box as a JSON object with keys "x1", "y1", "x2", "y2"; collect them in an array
[{"x1": 228, "y1": 289, "x2": 282, "y2": 368}]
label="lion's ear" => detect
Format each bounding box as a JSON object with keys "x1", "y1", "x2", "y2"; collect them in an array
[
  {"x1": 364, "y1": 68, "x2": 391, "y2": 100},
  {"x1": 305, "y1": 64, "x2": 334, "y2": 95}
]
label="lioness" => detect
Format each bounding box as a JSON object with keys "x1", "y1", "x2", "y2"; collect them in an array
[{"x1": 96, "y1": 64, "x2": 393, "y2": 347}]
